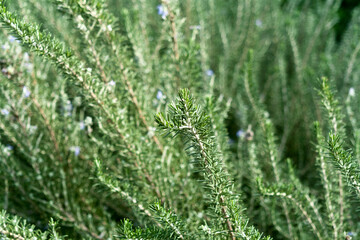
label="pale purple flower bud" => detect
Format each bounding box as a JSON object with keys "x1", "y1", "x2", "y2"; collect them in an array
[
  {"x1": 70, "y1": 146, "x2": 80, "y2": 156},
  {"x1": 79, "y1": 121, "x2": 85, "y2": 130},
  {"x1": 2, "y1": 42, "x2": 10, "y2": 50},
  {"x1": 236, "y1": 129, "x2": 244, "y2": 138},
  {"x1": 8, "y1": 35, "x2": 17, "y2": 43},
  {"x1": 4, "y1": 145, "x2": 13, "y2": 156},
  {"x1": 1, "y1": 108, "x2": 9, "y2": 115},
  {"x1": 24, "y1": 63, "x2": 33, "y2": 73},
  {"x1": 23, "y1": 86, "x2": 31, "y2": 98},
  {"x1": 74, "y1": 146, "x2": 80, "y2": 156},
  {"x1": 65, "y1": 101, "x2": 72, "y2": 116},
  {"x1": 157, "y1": 5, "x2": 168, "y2": 19},
  {"x1": 156, "y1": 90, "x2": 163, "y2": 100},
  {"x1": 206, "y1": 69, "x2": 214, "y2": 76},
  {"x1": 349, "y1": 87, "x2": 355, "y2": 97},
  {"x1": 109, "y1": 80, "x2": 116, "y2": 86},
  {"x1": 190, "y1": 25, "x2": 201, "y2": 30},
  {"x1": 255, "y1": 19, "x2": 263, "y2": 27}
]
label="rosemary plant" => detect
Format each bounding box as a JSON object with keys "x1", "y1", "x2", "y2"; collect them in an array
[{"x1": 0, "y1": 0, "x2": 360, "y2": 239}]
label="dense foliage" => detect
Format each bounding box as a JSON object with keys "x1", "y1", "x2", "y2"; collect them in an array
[{"x1": 0, "y1": 0, "x2": 360, "y2": 239}]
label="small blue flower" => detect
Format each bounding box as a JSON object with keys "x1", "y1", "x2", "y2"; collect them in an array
[
  {"x1": 349, "y1": 87, "x2": 355, "y2": 97},
  {"x1": 24, "y1": 63, "x2": 33, "y2": 73},
  {"x1": 70, "y1": 146, "x2": 80, "y2": 156},
  {"x1": 22, "y1": 86, "x2": 31, "y2": 98},
  {"x1": 190, "y1": 25, "x2": 201, "y2": 30},
  {"x1": 206, "y1": 69, "x2": 214, "y2": 76},
  {"x1": 109, "y1": 80, "x2": 116, "y2": 86},
  {"x1": 156, "y1": 90, "x2": 164, "y2": 100},
  {"x1": 65, "y1": 101, "x2": 72, "y2": 111},
  {"x1": 157, "y1": 5, "x2": 168, "y2": 19},
  {"x1": 1, "y1": 108, "x2": 9, "y2": 116},
  {"x1": 8, "y1": 35, "x2": 17, "y2": 43},
  {"x1": 4, "y1": 145, "x2": 13, "y2": 156},
  {"x1": 236, "y1": 129, "x2": 244, "y2": 138},
  {"x1": 347, "y1": 232, "x2": 354, "y2": 236},
  {"x1": 79, "y1": 121, "x2": 85, "y2": 130},
  {"x1": 255, "y1": 19, "x2": 263, "y2": 27},
  {"x1": 65, "y1": 101, "x2": 72, "y2": 116},
  {"x1": 74, "y1": 147, "x2": 80, "y2": 156},
  {"x1": 2, "y1": 42, "x2": 10, "y2": 50}
]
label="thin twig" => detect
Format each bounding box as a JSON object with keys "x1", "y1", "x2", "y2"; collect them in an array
[
  {"x1": 162, "y1": 0, "x2": 181, "y2": 88},
  {"x1": 31, "y1": 97, "x2": 63, "y2": 163},
  {"x1": 86, "y1": 8, "x2": 165, "y2": 154},
  {"x1": 267, "y1": 192, "x2": 323, "y2": 240}
]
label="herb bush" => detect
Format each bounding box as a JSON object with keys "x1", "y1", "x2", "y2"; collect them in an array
[{"x1": 0, "y1": 0, "x2": 360, "y2": 239}]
